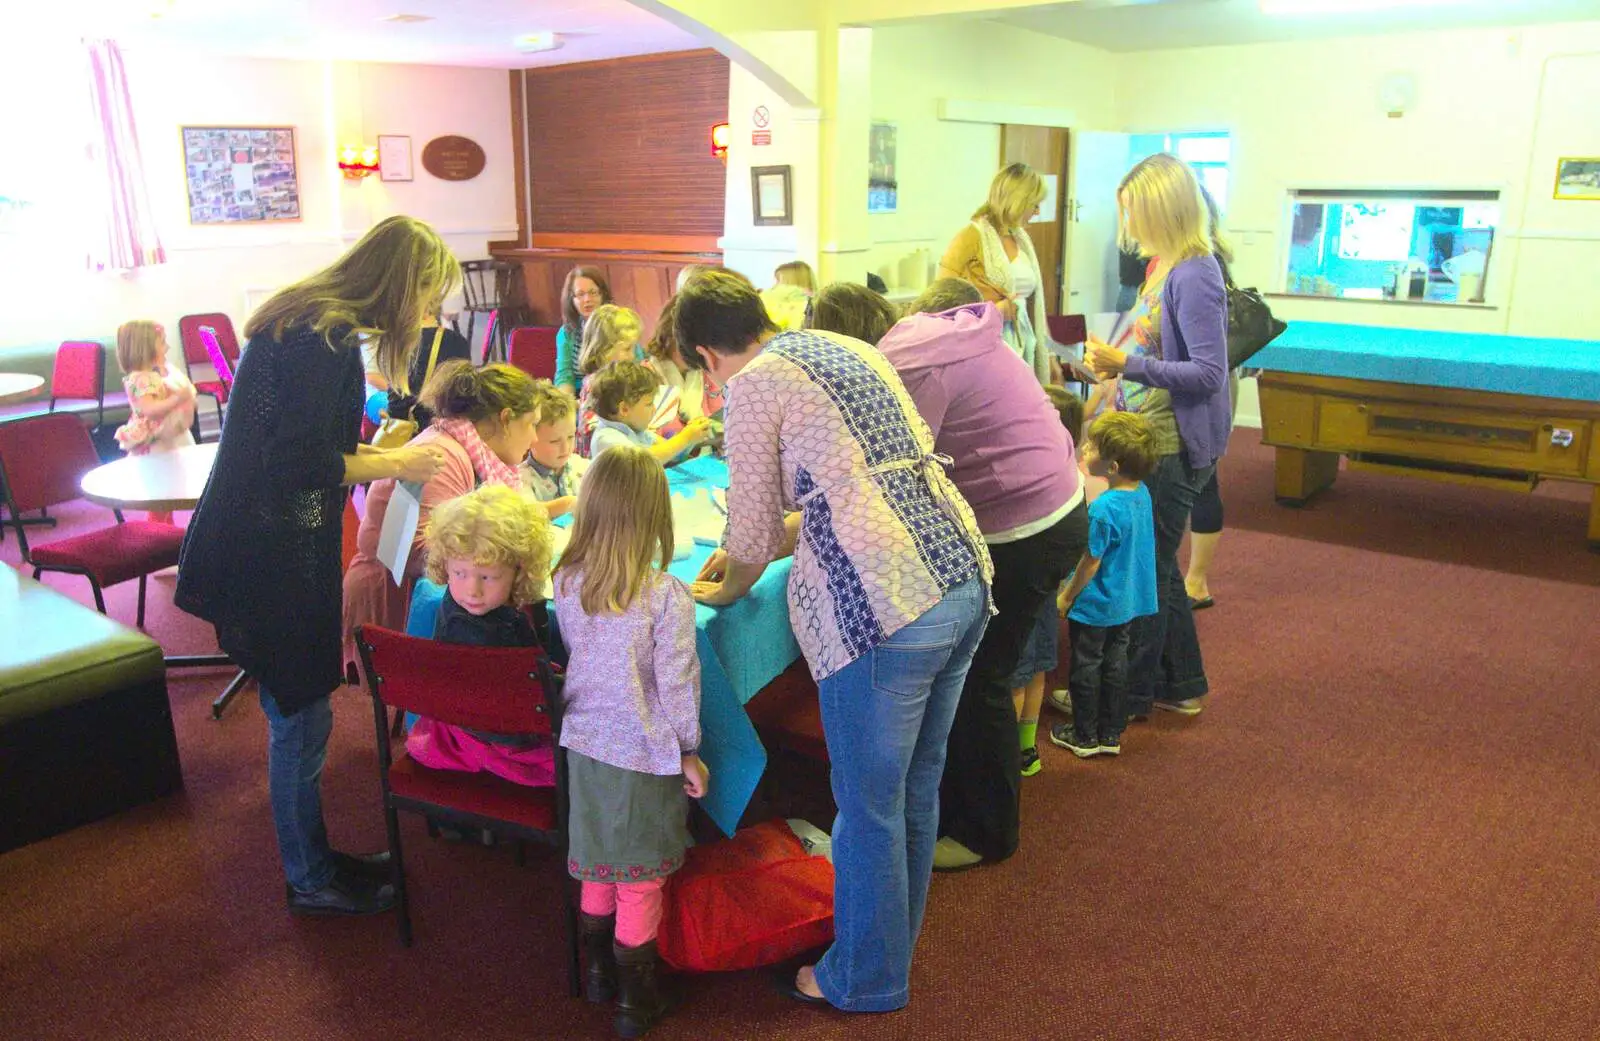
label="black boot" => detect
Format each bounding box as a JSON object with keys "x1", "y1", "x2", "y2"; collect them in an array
[
  {"x1": 613, "y1": 939, "x2": 671, "y2": 1039},
  {"x1": 580, "y1": 913, "x2": 617, "y2": 1003}
]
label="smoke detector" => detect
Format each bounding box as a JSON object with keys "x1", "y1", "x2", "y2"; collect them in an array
[
  {"x1": 515, "y1": 32, "x2": 565, "y2": 53},
  {"x1": 381, "y1": 13, "x2": 434, "y2": 24}
]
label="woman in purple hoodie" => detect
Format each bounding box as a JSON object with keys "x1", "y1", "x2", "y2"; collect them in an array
[
  {"x1": 1085, "y1": 153, "x2": 1231, "y2": 720},
  {"x1": 874, "y1": 282, "x2": 1088, "y2": 870}
]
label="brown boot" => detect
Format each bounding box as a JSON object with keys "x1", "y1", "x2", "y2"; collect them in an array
[
  {"x1": 580, "y1": 913, "x2": 617, "y2": 1003},
  {"x1": 613, "y1": 939, "x2": 671, "y2": 1039}
]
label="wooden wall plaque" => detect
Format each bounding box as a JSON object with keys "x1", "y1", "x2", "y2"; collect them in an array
[{"x1": 421, "y1": 136, "x2": 486, "y2": 181}]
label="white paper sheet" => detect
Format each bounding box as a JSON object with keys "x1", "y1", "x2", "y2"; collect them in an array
[{"x1": 376, "y1": 480, "x2": 423, "y2": 586}]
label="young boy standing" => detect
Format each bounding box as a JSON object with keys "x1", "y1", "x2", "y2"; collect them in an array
[{"x1": 1049, "y1": 411, "x2": 1159, "y2": 758}]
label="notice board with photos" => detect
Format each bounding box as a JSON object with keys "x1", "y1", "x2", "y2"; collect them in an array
[{"x1": 181, "y1": 126, "x2": 301, "y2": 224}]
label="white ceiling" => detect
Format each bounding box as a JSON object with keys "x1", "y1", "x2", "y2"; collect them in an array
[
  {"x1": 37, "y1": 0, "x2": 702, "y2": 68},
  {"x1": 995, "y1": 0, "x2": 1600, "y2": 52}
]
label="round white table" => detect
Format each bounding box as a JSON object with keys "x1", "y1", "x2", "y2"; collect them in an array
[
  {"x1": 81, "y1": 442, "x2": 219, "y2": 513},
  {"x1": 0, "y1": 373, "x2": 45, "y2": 406},
  {"x1": 78, "y1": 441, "x2": 247, "y2": 718}
]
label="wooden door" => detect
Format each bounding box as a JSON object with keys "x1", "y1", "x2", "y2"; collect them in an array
[{"x1": 1000, "y1": 125, "x2": 1070, "y2": 315}]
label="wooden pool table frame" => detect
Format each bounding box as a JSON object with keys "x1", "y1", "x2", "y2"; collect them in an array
[{"x1": 1258, "y1": 371, "x2": 1600, "y2": 550}]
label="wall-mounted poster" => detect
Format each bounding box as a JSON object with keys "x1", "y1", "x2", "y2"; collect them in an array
[
  {"x1": 1553, "y1": 157, "x2": 1600, "y2": 200},
  {"x1": 869, "y1": 122, "x2": 897, "y2": 214},
  {"x1": 181, "y1": 126, "x2": 300, "y2": 224}
]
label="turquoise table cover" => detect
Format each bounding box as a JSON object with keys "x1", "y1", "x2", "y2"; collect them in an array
[
  {"x1": 1251, "y1": 321, "x2": 1600, "y2": 404},
  {"x1": 405, "y1": 455, "x2": 800, "y2": 836}
]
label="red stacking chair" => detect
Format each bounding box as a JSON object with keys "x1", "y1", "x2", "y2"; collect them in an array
[
  {"x1": 49, "y1": 341, "x2": 107, "y2": 428},
  {"x1": 744, "y1": 660, "x2": 829, "y2": 765},
  {"x1": 0, "y1": 413, "x2": 184, "y2": 628},
  {"x1": 354, "y1": 625, "x2": 579, "y2": 994},
  {"x1": 1046, "y1": 313, "x2": 1088, "y2": 349},
  {"x1": 177, "y1": 313, "x2": 242, "y2": 431},
  {"x1": 506, "y1": 326, "x2": 560, "y2": 381}
]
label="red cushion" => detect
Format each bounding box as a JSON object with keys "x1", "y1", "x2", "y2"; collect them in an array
[
  {"x1": 30, "y1": 522, "x2": 184, "y2": 587},
  {"x1": 193, "y1": 380, "x2": 229, "y2": 403},
  {"x1": 388, "y1": 755, "x2": 558, "y2": 832},
  {"x1": 52, "y1": 342, "x2": 104, "y2": 402},
  {"x1": 745, "y1": 662, "x2": 829, "y2": 763}
]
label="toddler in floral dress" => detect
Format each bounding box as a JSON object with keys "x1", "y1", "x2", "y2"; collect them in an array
[{"x1": 113, "y1": 320, "x2": 197, "y2": 523}]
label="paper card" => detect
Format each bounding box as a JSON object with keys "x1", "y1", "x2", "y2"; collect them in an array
[
  {"x1": 650, "y1": 385, "x2": 682, "y2": 431},
  {"x1": 376, "y1": 481, "x2": 423, "y2": 586}
]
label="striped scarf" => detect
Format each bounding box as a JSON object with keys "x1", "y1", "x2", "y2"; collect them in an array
[{"x1": 432, "y1": 417, "x2": 522, "y2": 489}]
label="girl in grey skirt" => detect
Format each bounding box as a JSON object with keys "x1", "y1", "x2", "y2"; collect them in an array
[{"x1": 553, "y1": 445, "x2": 709, "y2": 1040}]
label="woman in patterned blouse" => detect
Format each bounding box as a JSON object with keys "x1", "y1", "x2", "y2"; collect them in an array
[{"x1": 677, "y1": 271, "x2": 993, "y2": 1014}]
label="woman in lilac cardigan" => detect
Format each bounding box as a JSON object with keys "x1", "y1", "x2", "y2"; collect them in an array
[
  {"x1": 1087, "y1": 153, "x2": 1231, "y2": 719},
  {"x1": 876, "y1": 287, "x2": 1087, "y2": 870}
]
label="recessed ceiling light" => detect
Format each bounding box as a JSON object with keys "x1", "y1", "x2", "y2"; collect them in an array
[
  {"x1": 515, "y1": 31, "x2": 565, "y2": 53},
  {"x1": 1260, "y1": 0, "x2": 1462, "y2": 13},
  {"x1": 381, "y1": 13, "x2": 434, "y2": 24}
]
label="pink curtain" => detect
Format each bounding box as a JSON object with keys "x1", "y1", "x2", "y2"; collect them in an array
[{"x1": 84, "y1": 39, "x2": 165, "y2": 272}]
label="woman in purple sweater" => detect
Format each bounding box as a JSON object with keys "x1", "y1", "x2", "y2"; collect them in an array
[
  {"x1": 876, "y1": 287, "x2": 1087, "y2": 870},
  {"x1": 1086, "y1": 153, "x2": 1231, "y2": 719}
]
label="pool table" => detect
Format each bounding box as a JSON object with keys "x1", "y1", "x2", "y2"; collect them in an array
[{"x1": 1253, "y1": 321, "x2": 1600, "y2": 550}]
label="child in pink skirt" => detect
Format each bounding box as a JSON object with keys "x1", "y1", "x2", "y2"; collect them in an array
[{"x1": 406, "y1": 484, "x2": 556, "y2": 787}]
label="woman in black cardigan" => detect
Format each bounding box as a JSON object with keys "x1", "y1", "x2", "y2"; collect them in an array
[{"x1": 177, "y1": 216, "x2": 458, "y2": 916}]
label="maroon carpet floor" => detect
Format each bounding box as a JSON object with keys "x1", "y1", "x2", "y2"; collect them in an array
[{"x1": 3, "y1": 435, "x2": 1598, "y2": 1041}]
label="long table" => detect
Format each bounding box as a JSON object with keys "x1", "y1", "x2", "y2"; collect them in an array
[
  {"x1": 1254, "y1": 322, "x2": 1600, "y2": 549},
  {"x1": 406, "y1": 455, "x2": 801, "y2": 835}
]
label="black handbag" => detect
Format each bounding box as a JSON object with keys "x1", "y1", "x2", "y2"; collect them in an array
[{"x1": 1218, "y1": 258, "x2": 1286, "y2": 368}]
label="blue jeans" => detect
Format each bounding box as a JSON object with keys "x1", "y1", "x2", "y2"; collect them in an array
[
  {"x1": 1128, "y1": 453, "x2": 1215, "y2": 714},
  {"x1": 259, "y1": 687, "x2": 336, "y2": 893},
  {"x1": 813, "y1": 577, "x2": 988, "y2": 1013}
]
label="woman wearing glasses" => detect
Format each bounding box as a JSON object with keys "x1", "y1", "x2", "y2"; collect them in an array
[{"x1": 554, "y1": 266, "x2": 613, "y2": 395}]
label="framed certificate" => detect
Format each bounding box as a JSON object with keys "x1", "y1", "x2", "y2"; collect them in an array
[{"x1": 378, "y1": 135, "x2": 413, "y2": 182}]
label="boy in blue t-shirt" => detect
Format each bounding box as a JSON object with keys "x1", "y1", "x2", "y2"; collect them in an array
[{"x1": 1049, "y1": 412, "x2": 1159, "y2": 759}]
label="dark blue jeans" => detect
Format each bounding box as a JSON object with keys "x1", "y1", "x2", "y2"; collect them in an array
[
  {"x1": 1066, "y1": 619, "x2": 1132, "y2": 744},
  {"x1": 259, "y1": 687, "x2": 336, "y2": 894},
  {"x1": 813, "y1": 577, "x2": 987, "y2": 1013},
  {"x1": 1128, "y1": 453, "x2": 1215, "y2": 714}
]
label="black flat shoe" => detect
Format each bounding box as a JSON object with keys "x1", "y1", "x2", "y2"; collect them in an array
[
  {"x1": 333, "y1": 849, "x2": 392, "y2": 882},
  {"x1": 1189, "y1": 595, "x2": 1215, "y2": 611},
  {"x1": 286, "y1": 872, "x2": 396, "y2": 917},
  {"x1": 772, "y1": 968, "x2": 830, "y2": 1007}
]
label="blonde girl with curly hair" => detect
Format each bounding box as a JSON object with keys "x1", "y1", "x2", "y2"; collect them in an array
[{"x1": 405, "y1": 483, "x2": 557, "y2": 788}]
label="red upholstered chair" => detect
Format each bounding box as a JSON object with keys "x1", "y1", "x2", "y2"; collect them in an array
[
  {"x1": 177, "y1": 313, "x2": 241, "y2": 432},
  {"x1": 506, "y1": 326, "x2": 560, "y2": 381},
  {"x1": 0, "y1": 413, "x2": 184, "y2": 628},
  {"x1": 744, "y1": 660, "x2": 829, "y2": 765},
  {"x1": 354, "y1": 625, "x2": 578, "y2": 994},
  {"x1": 1046, "y1": 313, "x2": 1088, "y2": 348},
  {"x1": 49, "y1": 341, "x2": 107, "y2": 428}
]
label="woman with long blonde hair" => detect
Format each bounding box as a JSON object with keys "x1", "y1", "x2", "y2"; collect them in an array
[
  {"x1": 1084, "y1": 152, "x2": 1230, "y2": 721},
  {"x1": 177, "y1": 215, "x2": 460, "y2": 918},
  {"x1": 937, "y1": 162, "x2": 1059, "y2": 384},
  {"x1": 552, "y1": 445, "x2": 706, "y2": 1036}
]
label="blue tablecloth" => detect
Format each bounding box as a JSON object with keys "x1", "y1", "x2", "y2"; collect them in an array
[
  {"x1": 1251, "y1": 321, "x2": 1600, "y2": 403},
  {"x1": 405, "y1": 456, "x2": 800, "y2": 836}
]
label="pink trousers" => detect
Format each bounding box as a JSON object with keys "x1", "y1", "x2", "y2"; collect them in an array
[
  {"x1": 405, "y1": 719, "x2": 555, "y2": 788},
  {"x1": 581, "y1": 879, "x2": 666, "y2": 948}
]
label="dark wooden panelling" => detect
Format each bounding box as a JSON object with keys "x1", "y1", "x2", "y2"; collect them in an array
[
  {"x1": 494, "y1": 242, "x2": 723, "y2": 341},
  {"x1": 509, "y1": 70, "x2": 528, "y2": 248},
  {"x1": 522, "y1": 50, "x2": 729, "y2": 237}
]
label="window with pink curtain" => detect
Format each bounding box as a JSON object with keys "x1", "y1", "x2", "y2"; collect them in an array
[{"x1": 84, "y1": 38, "x2": 165, "y2": 273}]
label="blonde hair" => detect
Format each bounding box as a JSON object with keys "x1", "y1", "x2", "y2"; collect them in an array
[
  {"x1": 244, "y1": 215, "x2": 460, "y2": 394},
  {"x1": 529, "y1": 379, "x2": 575, "y2": 425},
  {"x1": 578, "y1": 304, "x2": 643, "y2": 377},
  {"x1": 904, "y1": 277, "x2": 982, "y2": 317},
  {"x1": 760, "y1": 284, "x2": 810, "y2": 333},
  {"x1": 1118, "y1": 153, "x2": 1215, "y2": 284},
  {"x1": 115, "y1": 320, "x2": 164, "y2": 374},
  {"x1": 424, "y1": 484, "x2": 552, "y2": 608},
  {"x1": 422, "y1": 361, "x2": 540, "y2": 424},
  {"x1": 1086, "y1": 411, "x2": 1159, "y2": 482},
  {"x1": 555, "y1": 445, "x2": 673, "y2": 615},
  {"x1": 975, "y1": 162, "x2": 1047, "y2": 230},
  {"x1": 773, "y1": 260, "x2": 817, "y2": 293}
]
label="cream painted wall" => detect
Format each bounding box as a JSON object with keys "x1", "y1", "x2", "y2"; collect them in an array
[
  {"x1": 1117, "y1": 22, "x2": 1600, "y2": 425},
  {"x1": 0, "y1": 52, "x2": 515, "y2": 351},
  {"x1": 864, "y1": 21, "x2": 1118, "y2": 291},
  {"x1": 1116, "y1": 23, "x2": 1600, "y2": 338}
]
